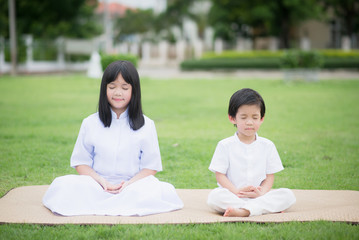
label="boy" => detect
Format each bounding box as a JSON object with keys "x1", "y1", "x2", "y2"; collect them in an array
[{"x1": 207, "y1": 88, "x2": 296, "y2": 217}]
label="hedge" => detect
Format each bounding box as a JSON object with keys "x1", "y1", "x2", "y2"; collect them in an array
[
  {"x1": 319, "y1": 49, "x2": 359, "y2": 58},
  {"x1": 181, "y1": 58, "x2": 281, "y2": 70},
  {"x1": 202, "y1": 50, "x2": 359, "y2": 59},
  {"x1": 281, "y1": 51, "x2": 323, "y2": 69},
  {"x1": 181, "y1": 50, "x2": 359, "y2": 70},
  {"x1": 202, "y1": 50, "x2": 284, "y2": 59},
  {"x1": 100, "y1": 54, "x2": 138, "y2": 71},
  {"x1": 322, "y1": 58, "x2": 359, "y2": 69}
]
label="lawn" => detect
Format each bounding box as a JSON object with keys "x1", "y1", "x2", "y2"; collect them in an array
[{"x1": 0, "y1": 74, "x2": 358, "y2": 239}]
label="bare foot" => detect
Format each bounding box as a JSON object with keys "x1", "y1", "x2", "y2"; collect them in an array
[{"x1": 223, "y1": 207, "x2": 250, "y2": 217}]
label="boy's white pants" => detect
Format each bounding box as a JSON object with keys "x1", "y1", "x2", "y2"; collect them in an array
[{"x1": 207, "y1": 188, "x2": 296, "y2": 216}]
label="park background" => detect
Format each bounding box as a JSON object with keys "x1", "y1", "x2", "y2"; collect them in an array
[
  {"x1": 1, "y1": 0, "x2": 359, "y2": 75},
  {"x1": 0, "y1": 0, "x2": 358, "y2": 239}
]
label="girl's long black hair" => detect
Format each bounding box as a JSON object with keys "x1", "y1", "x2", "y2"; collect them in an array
[{"x1": 98, "y1": 60, "x2": 144, "y2": 130}]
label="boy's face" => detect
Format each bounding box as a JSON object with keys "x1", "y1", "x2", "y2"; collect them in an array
[{"x1": 229, "y1": 104, "x2": 264, "y2": 143}]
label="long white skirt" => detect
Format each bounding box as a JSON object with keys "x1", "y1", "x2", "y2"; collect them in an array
[
  {"x1": 207, "y1": 187, "x2": 296, "y2": 216},
  {"x1": 43, "y1": 175, "x2": 184, "y2": 216}
]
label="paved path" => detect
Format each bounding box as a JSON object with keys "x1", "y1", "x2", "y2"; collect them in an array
[{"x1": 138, "y1": 67, "x2": 359, "y2": 80}]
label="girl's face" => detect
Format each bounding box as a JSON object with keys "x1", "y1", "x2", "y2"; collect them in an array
[
  {"x1": 229, "y1": 104, "x2": 264, "y2": 144},
  {"x1": 106, "y1": 74, "x2": 132, "y2": 117}
]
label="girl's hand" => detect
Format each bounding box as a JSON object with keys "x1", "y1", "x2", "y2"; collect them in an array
[
  {"x1": 98, "y1": 177, "x2": 122, "y2": 194},
  {"x1": 76, "y1": 166, "x2": 123, "y2": 194},
  {"x1": 105, "y1": 182, "x2": 123, "y2": 194},
  {"x1": 117, "y1": 181, "x2": 130, "y2": 193},
  {"x1": 237, "y1": 186, "x2": 263, "y2": 198}
]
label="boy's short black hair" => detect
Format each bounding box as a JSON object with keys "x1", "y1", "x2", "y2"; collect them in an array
[{"x1": 228, "y1": 88, "x2": 266, "y2": 118}]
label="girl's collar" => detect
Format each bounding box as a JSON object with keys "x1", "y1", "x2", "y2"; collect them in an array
[{"x1": 110, "y1": 108, "x2": 128, "y2": 120}]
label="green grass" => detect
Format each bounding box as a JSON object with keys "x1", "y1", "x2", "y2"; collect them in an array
[
  {"x1": 0, "y1": 74, "x2": 358, "y2": 239},
  {"x1": 0, "y1": 221, "x2": 357, "y2": 240}
]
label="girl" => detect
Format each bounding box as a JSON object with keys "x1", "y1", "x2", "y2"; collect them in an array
[{"x1": 43, "y1": 60, "x2": 183, "y2": 216}]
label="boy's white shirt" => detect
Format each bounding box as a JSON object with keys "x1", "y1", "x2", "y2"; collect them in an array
[{"x1": 209, "y1": 133, "x2": 284, "y2": 189}]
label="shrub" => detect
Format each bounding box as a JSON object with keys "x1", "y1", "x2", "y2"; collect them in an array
[
  {"x1": 32, "y1": 40, "x2": 58, "y2": 61},
  {"x1": 4, "y1": 40, "x2": 27, "y2": 63},
  {"x1": 66, "y1": 54, "x2": 91, "y2": 62},
  {"x1": 322, "y1": 57, "x2": 359, "y2": 69},
  {"x1": 181, "y1": 58, "x2": 281, "y2": 70},
  {"x1": 202, "y1": 50, "x2": 284, "y2": 59},
  {"x1": 180, "y1": 50, "x2": 359, "y2": 70},
  {"x1": 319, "y1": 49, "x2": 359, "y2": 58},
  {"x1": 100, "y1": 54, "x2": 138, "y2": 71},
  {"x1": 280, "y1": 50, "x2": 323, "y2": 69}
]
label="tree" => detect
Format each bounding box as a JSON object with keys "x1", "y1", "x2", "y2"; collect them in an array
[
  {"x1": 115, "y1": 9, "x2": 156, "y2": 42},
  {"x1": 157, "y1": 0, "x2": 210, "y2": 41},
  {"x1": 321, "y1": 0, "x2": 359, "y2": 41},
  {"x1": 159, "y1": 0, "x2": 197, "y2": 29},
  {"x1": 208, "y1": 0, "x2": 322, "y2": 48},
  {"x1": 208, "y1": 1, "x2": 243, "y2": 42},
  {"x1": 115, "y1": 0, "x2": 209, "y2": 43},
  {"x1": 0, "y1": 0, "x2": 102, "y2": 39}
]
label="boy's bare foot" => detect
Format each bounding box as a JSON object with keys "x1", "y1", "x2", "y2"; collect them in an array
[{"x1": 223, "y1": 207, "x2": 250, "y2": 217}]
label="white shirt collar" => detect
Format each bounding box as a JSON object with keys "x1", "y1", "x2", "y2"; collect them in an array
[
  {"x1": 234, "y1": 132, "x2": 259, "y2": 145},
  {"x1": 110, "y1": 108, "x2": 129, "y2": 120}
]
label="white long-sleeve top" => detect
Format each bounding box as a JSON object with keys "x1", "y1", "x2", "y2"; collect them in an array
[{"x1": 70, "y1": 109, "x2": 162, "y2": 184}]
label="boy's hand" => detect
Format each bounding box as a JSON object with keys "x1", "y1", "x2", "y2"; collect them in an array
[
  {"x1": 237, "y1": 186, "x2": 263, "y2": 198},
  {"x1": 238, "y1": 186, "x2": 256, "y2": 192}
]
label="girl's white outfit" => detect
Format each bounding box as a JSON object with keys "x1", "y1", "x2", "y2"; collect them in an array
[
  {"x1": 207, "y1": 133, "x2": 296, "y2": 216},
  {"x1": 43, "y1": 109, "x2": 183, "y2": 216}
]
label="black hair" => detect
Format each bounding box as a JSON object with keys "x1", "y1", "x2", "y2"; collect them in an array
[
  {"x1": 98, "y1": 60, "x2": 144, "y2": 130},
  {"x1": 228, "y1": 88, "x2": 266, "y2": 119}
]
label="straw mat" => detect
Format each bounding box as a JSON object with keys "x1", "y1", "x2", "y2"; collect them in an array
[{"x1": 0, "y1": 186, "x2": 358, "y2": 225}]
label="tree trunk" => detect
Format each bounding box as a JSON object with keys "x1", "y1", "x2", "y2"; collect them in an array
[
  {"x1": 278, "y1": 0, "x2": 291, "y2": 49},
  {"x1": 8, "y1": 0, "x2": 17, "y2": 75}
]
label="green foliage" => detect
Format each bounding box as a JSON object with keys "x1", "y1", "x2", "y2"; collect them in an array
[
  {"x1": 0, "y1": 222, "x2": 358, "y2": 240},
  {"x1": 321, "y1": 0, "x2": 359, "y2": 37},
  {"x1": 181, "y1": 50, "x2": 359, "y2": 70},
  {"x1": 0, "y1": 0, "x2": 102, "y2": 39},
  {"x1": 319, "y1": 49, "x2": 359, "y2": 57},
  {"x1": 208, "y1": 1, "x2": 243, "y2": 41},
  {"x1": 66, "y1": 54, "x2": 91, "y2": 62},
  {"x1": 4, "y1": 39, "x2": 26, "y2": 63},
  {"x1": 280, "y1": 51, "x2": 323, "y2": 69},
  {"x1": 181, "y1": 58, "x2": 281, "y2": 70},
  {"x1": 151, "y1": 0, "x2": 210, "y2": 42},
  {"x1": 32, "y1": 40, "x2": 58, "y2": 61},
  {"x1": 161, "y1": 0, "x2": 198, "y2": 27},
  {"x1": 321, "y1": 57, "x2": 359, "y2": 69},
  {"x1": 100, "y1": 54, "x2": 138, "y2": 70},
  {"x1": 203, "y1": 50, "x2": 285, "y2": 59},
  {"x1": 114, "y1": 0, "x2": 206, "y2": 42},
  {"x1": 203, "y1": 50, "x2": 359, "y2": 59},
  {"x1": 115, "y1": 9, "x2": 156, "y2": 41},
  {"x1": 208, "y1": 0, "x2": 323, "y2": 48}
]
